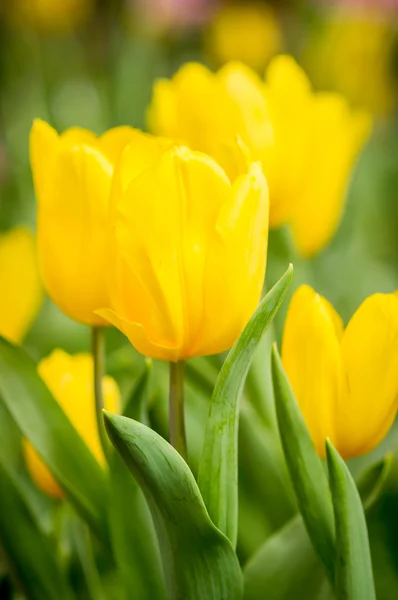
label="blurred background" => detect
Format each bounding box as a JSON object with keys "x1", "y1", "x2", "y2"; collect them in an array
[{"x1": 1, "y1": 0, "x2": 398, "y2": 598}]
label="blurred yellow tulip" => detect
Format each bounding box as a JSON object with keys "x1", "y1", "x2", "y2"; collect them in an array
[
  {"x1": 24, "y1": 350, "x2": 120, "y2": 499},
  {"x1": 148, "y1": 55, "x2": 371, "y2": 255},
  {"x1": 7, "y1": 0, "x2": 94, "y2": 34},
  {"x1": 30, "y1": 119, "x2": 135, "y2": 326},
  {"x1": 98, "y1": 142, "x2": 269, "y2": 361},
  {"x1": 282, "y1": 285, "x2": 398, "y2": 459},
  {"x1": 0, "y1": 227, "x2": 42, "y2": 344},
  {"x1": 304, "y1": 9, "x2": 397, "y2": 117},
  {"x1": 207, "y1": 2, "x2": 283, "y2": 72}
]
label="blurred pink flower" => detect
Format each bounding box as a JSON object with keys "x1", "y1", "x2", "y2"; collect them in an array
[{"x1": 134, "y1": 0, "x2": 218, "y2": 32}]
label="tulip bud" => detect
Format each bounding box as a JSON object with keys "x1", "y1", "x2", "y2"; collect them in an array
[
  {"x1": 98, "y1": 143, "x2": 269, "y2": 361},
  {"x1": 24, "y1": 350, "x2": 120, "y2": 498},
  {"x1": 30, "y1": 119, "x2": 135, "y2": 326},
  {"x1": 282, "y1": 285, "x2": 398, "y2": 459},
  {"x1": 0, "y1": 227, "x2": 42, "y2": 344}
]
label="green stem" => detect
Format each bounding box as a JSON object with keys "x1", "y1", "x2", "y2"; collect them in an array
[
  {"x1": 169, "y1": 361, "x2": 187, "y2": 461},
  {"x1": 91, "y1": 327, "x2": 109, "y2": 460}
]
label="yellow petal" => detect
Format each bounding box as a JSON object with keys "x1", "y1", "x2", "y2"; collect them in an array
[
  {"x1": 60, "y1": 127, "x2": 97, "y2": 147},
  {"x1": 263, "y1": 56, "x2": 313, "y2": 227},
  {"x1": 281, "y1": 285, "x2": 345, "y2": 457},
  {"x1": 38, "y1": 350, "x2": 120, "y2": 465},
  {"x1": 0, "y1": 228, "x2": 42, "y2": 344},
  {"x1": 110, "y1": 131, "x2": 173, "y2": 215},
  {"x1": 339, "y1": 293, "x2": 398, "y2": 458},
  {"x1": 290, "y1": 95, "x2": 372, "y2": 257},
  {"x1": 37, "y1": 144, "x2": 112, "y2": 325},
  {"x1": 23, "y1": 440, "x2": 63, "y2": 499},
  {"x1": 148, "y1": 62, "x2": 272, "y2": 180},
  {"x1": 98, "y1": 126, "x2": 136, "y2": 165},
  {"x1": 30, "y1": 118, "x2": 60, "y2": 204},
  {"x1": 104, "y1": 146, "x2": 232, "y2": 359},
  {"x1": 24, "y1": 350, "x2": 120, "y2": 499},
  {"x1": 191, "y1": 162, "x2": 268, "y2": 356}
]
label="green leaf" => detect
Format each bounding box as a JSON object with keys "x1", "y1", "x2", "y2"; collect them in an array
[
  {"x1": 108, "y1": 451, "x2": 167, "y2": 600},
  {"x1": 0, "y1": 338, "x2": 108, "y2": 543},
  {"x1": 198, "y1": 264, "x2": 293, "y2": 547},
  {"x1": 357, "y1": 454, "x2": 393, "y2": 512},
  {"x1": 243, "y1": 516, "x2": 333, "y2": 600},
  {"x1": 326, "y1": 440, "x2": 376, "y2": 600},
  {"x1": 104, "y1": 411, "x2": 243, "y2": 600},
  {"x1": 0, "y1": 461, "x2": 74, "y2": 600},
  {"x1": 271, "y1": 345, "x2": 335, "y2": 580}
]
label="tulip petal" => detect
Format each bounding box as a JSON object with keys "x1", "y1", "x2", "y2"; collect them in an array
[
  {"x1": 290, "y1": 95, "x2": 371, "y2": 257},
  {"x1": 98, "y1": 126, "x2": 136, "y2": 165},
  {"x1": 30, "y1": 118, "x2": 59, "y2": 203},
  {"x1": 97, "y1": 309, "x2": 181, "y2": 362},
  {"x1": 263, "y1": 56, "x2": 313, "y2": 227},
  {"x1": 190, "y1": 162, "x2": 268, "y2": 357},
  {"x1": 281, "y1": 285, "x2": 344, "y2": 456},
  {"x1": 0, "y1": 228, "x2": 42, "y2": 344},
  {"x1": 339, "y1": 294, "x2": 398, "y2": 458},
  {"x1": 37, "y1": 144, "x2": 112, "y2": 325},
  {"x1": 111, "y1": 146, "x2": 231, "y2": 358}
]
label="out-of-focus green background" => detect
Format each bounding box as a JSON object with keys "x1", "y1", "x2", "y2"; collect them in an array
[{"x1": 1, "y1": 1, "x2": 398, "y2": 598}]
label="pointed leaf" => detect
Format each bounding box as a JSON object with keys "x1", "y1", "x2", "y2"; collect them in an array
[
  {"x1": 198, "y1": 264, "x2": 293, "y2": 547},
  {"x1": 0, "y1": 461, "x2": 74, "y2": 600},
  {"x1": 104, "y1": 411, "x2": 243, "y2": 600},
  {"x1": 0, "y1": 338, "x2": 108, "y2": 542},
  {"x1": 271, "y1": 345, "x2": 335, "y2": 579},
  {"x1": 326, "y1": 440, "x2": 376, "y2": 600}
]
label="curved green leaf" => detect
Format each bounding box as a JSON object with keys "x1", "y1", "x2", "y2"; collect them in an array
[
  {"x1": 109, "y1": 451, "x2": 167, "y2": 600},
  {"x1": 271, "y1": 345, "x2": 335, "y2": 580},
  {"x1": 0, "y1": 461, "x2": 74, "y2": 600},
  {"x1": 104, "y1": 411, "x2": 243, "y2": 600},
  {"x1": 243, "y1": 516, "x2": 333, "y2": 600},
  {"x1": 198, "y1": 264, "x2": 293, "y2": 547},
  {"x1": 0, "y1": 338, "x2": 108, "y2": 542},
  {"x1": 326, "y1": 440, "x2": 376, "y2": 600}
]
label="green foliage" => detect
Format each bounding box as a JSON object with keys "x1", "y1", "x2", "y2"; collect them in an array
[
  {"x1": 326, "y1": 441, "x2": 376, "y2": 600},
  {"x1": 104, "y1": 411, "x2": 243, "y2": 600},
  {"x1": 0, "y1": 338, "x2": 109, "y2": 543},
  {"x1": 198, "y1": 264, "x2": 293, "y2": 548}
]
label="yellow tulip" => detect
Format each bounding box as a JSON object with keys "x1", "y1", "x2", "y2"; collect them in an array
[
  {"x1": 0, "y1": 227, "x2": 42, "y2": 344},
  {"x1": 282, "y1": 285, "x2": 398, "y2": 459},
  {"x1": 24, "y1": 350, "x2": 120, "y2": 498},
  {"x1": 97, "y1": 142, "x2": 269, "y2": 361},
  {"x1": 30, "y1": 119, "x2": 135, "y2": 325},
  {"x1": 206, "y1": 2, "x2": 283, "y2": 72},
  {"x1": 7, "y1": 0, "x2": 94, "y2": 34},
  {"x1": 148, "y1": 55, "x2": 371, "y2": 255},
  {"x1": 303, "y1": 10, "x2": 397, "y2": 117}
]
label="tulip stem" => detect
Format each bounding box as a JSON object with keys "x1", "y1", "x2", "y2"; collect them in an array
[
  {"x1": 169, "y1": 361, "x2": 187, "y2": 461},
  {"x1": 92, "y1": 326, "x2": 109, "y2": 460}
]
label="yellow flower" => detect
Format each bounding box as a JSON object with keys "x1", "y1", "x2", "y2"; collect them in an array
[
  {"x1": 206, "y1": 2, "x2": 283, "y2": 72},
  {"x1": 30, "y1": 119, "x2": 135, "y2": 326},
  {"x1": 7, "y1": 0, "x2": 94, "y2": 34},
  {"x1": 281, "y1": 285, "x2": 398, "y2": 459},
  {"x1": 98, "y1": 142, "x2": 269, "y2": 361},
  {"x1": 24, "y1": 350, "x2": 120, "y2": 499},
  {"x1": 303, "y1": 10, "x2": 397, "y2": 117},
  {"x1": 0, "y1": 227, "x2": 42, "y2": 344},
  {"x1": 148, "y1": 55, "x2": 371, "y2": 255}
]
